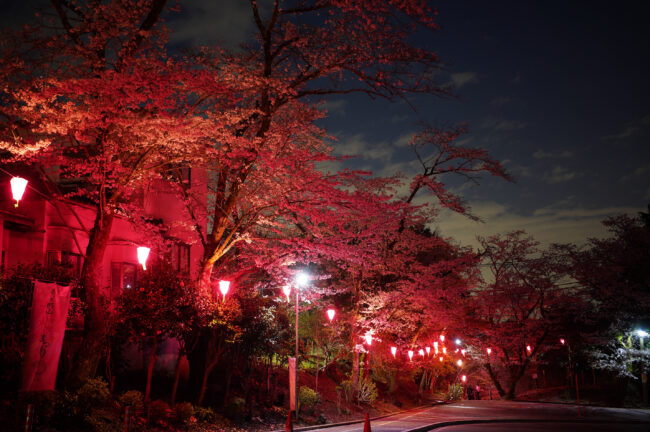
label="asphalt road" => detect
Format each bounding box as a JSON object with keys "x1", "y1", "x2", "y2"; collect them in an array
[
  {"x1": 302, "y1": 400, "x2": 650, "y2": 432},
  {"x1": 435, "y1": 422, "x2": 650, "y2": 431}
]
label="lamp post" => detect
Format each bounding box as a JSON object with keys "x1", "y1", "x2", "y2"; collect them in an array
[
  {"x1": 136, "y1": 246, "x2": 150, "y2": 270},
  {"x1": 290, "y1": 272, "x2": 309, "y2": 415},
  {"x1": 637, "y1": 330, "x2": 648, "y2": 405}
]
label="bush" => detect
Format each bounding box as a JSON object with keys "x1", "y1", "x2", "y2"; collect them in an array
[
  {"x1": 149, "y1": 399, "x2": 170, "y2": 423},
  {"x1": 18, "y1": 390, "x2": 87, "y2": 430},
  {"x1": 224, "y1": 396, "x2": 246, "y2": 420},
  {"x1": 337, "y1": 380, "x2": 354, "y2": 403},
  {"x1": 77, "y1": 377, "x2": 111, "y2": 409},
  {"x1": 174, "y1": 402, "x2": 193, "y2": 424},
  {"x1": 357, "y1": 378, "x2": 378, "y2": 404},
  {"x1": 192, "y1": 405, "x2": 217, "y2": 423},
  {"x1": 119, "y1": 390, "x2": 144, "y2": 411},
  {"x1": 446, "y1": 383, "x2": 463, "y2": 401},
  {"x1": 298, "y1": 386, "x2": 319, "y2": 412}
]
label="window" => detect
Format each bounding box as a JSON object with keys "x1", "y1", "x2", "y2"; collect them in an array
[
  {"x1": 171, "y1": 243, "x2": 190, "y2": 274},
  {"x1": 111, "y1": 262, "x2": 138, "y2": 295},
  {"x1": 46, "y1": 250, "x2": 83, "y2": 276}
]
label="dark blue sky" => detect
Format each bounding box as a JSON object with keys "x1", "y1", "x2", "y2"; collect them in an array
[{"x1": 2, "y1": 0, "x2": 648, "y2": 247}]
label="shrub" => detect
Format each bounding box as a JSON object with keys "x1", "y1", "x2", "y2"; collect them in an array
[
  {"x1": 298, "y1": 386, "x2": 319, "y2": 412},
  {"x1": 119, "y1": 390, "x2": 144, "y2": 411},
  {"x1": 174, "y1": 402, "x2": 193, "y2": 424},
  {"x1": 224, "y1": 396, "x2": 246, "y2": 421},
  {"x1": 357, "y1": 378, "x2": 378, "y2": 404},
  {"x1": 76, "y1": 377, "x2": 111, "y2": 409},
  {"x1": 337, "y1": 380, "x2": 354, "y2": 403},
  {"x1": 446, "y1": 383, "x2": 463, "y2": 401},
  {"x1": 149, "y1": 399, "x2": 170, "y2": 423},
  {"x1": 192, "y1": 406, "x2": 217, "y2": 423}
]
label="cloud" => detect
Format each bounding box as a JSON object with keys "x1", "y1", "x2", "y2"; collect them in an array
[
  {"x1": 543, "y1": 166, "x2": 581, "y2": 184},
  {"x1": 489, "y1": 97, "x2": 513, "y2": 106},
  {"x1": 620, "y1": 164, "x2": 650, "y2": 182},
  {"x1": 450, "y1": 72, "x2": 478, "y2": 89},
  {"x1": 533, "y1": 149, "x2": 574, "y2": 159},
  {"x1": 435, "y1": 201, "x2": 640, "y2": 249},
  {"x1": 321, "y1": 100, "x2": 347, "y2": 116},
  {"x1": 169, "y1": 1, "x2": 254, "y2": 48},
  {"x1": 333, "y1": 134, "x2": 393, "y2": 162},
  {"x1": 602, "y1": 114, "x2": 650, "y2": 141},
  {"x1": 482, "y1": 117, "x2": 526, "y2": 132}
]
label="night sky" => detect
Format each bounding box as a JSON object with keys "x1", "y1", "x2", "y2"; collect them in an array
[{"x1": 3, "y1": 0, "x2": 649, "y2": 248}]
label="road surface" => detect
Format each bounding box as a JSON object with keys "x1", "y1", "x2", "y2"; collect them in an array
[{"x1": 302, "y1": 400, "x2": 650, "y2": 432}]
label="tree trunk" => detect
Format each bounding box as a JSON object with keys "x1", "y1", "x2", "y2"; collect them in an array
[
  {"x1": 351, "y1": 349, "x2": 360, "y2": 401},
  {"x1": 171, "y1": 349, "x2": 185, "y2": 406},
  {"x1": 484, "y1": 362, "x2": 506, "y2": 398},
  {"x1": 197, "y1": 357, "x2": 217, "y2": 406},
  {"x1": 67, "y1": 209, "x2": 115, "y2": 389},
  {"x1": 145, "y1": 336, "x2": 158, "y2": 404}
]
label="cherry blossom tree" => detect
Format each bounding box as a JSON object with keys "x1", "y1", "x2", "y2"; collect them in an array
[
  {"x1": 455, "y1": 231, "x2": 583, "y2": 399},
  {"x1": 0, "y1": 0, "x2": 235, "y2": 387}
]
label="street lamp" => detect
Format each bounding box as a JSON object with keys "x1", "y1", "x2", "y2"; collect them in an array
[
  {"x1": 290, "y1": 271, "x2": 310, "y2": 415},
  {"x1": 455, "y1": 338, "x2": 461, "y2": 345},
  {"x1": 408, "y1": 350, "x2": 414, "y2": 361},
  {"x1": 326, "y1": 308, "x2": 335, "y2": 322},
  {"x1": 418, "y1": 349, "x2": 425, "y2": 357},
  {"x1": 457, "y1": 359, "x2": 463, "y2": 367},
  {"x1": 10, "y1": 176, "x2": 28, "y2": 207},
  {"x1": 364, "y1": 333, "x2": 373, "y2": 346},
  {"x1": 425, "y1": 346, "x2": 431, "y2": 356},
  {"x1": 440, "y1": 335, "x2": 445, "y2": 343},
  {"x1": 486, "y1": 347, "x2": 492, "y2": 355},
  {"x1": 391, "y1": 346, "x2": 397, "y2": 358}
]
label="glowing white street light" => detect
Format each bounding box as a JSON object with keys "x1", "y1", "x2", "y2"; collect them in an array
[
  {"x1": 408, "y1": 350, "x2": 414, "y2": 361},
  {"x1": 425, "y1": 346, "x2": 431, "y2": 356},
  {"x1": 391, "y1": 346, "x2": 397, "y2": 358},
  {"x1": 326, "y1": 308, "x2": 336, "y2": 322},
  {"x1": 364, "y1": 333, "x2": 373, "y2": 346},
  {"x1": 455, "y1": 338, "x2": 462, "y2": 345},
  {"x1": 457, "y1": 359, "x2": 463, "y2": 367},
  {"x1": 486, "y1": 347, "x2": 492, "y2": 355},
  {"x1": 440, "y1": 335, "x2": 445, "y2": 343},
  {"x1": 418, "y1": 349, "x2": 425, "y2": 357}
]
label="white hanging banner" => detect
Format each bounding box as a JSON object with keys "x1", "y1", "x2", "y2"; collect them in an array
[{"x1": 22, "y1": 280, "x2": 72, "y2": 391}]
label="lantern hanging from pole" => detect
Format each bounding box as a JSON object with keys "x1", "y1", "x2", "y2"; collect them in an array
[
  {"x1": 10, "y1": 177, "x2": 28, "y2": 207},
  {"x1": 219, "y1": 280, "x2": 230, "y2": 301},
  {"x1": 136, "y1": 246, "x2": 150, "y2": 270},
  {"x1": 391, "y1": 346, "x2": 397, "y2": 358},
  {"x1": 282, "y1": 285, "x2": 291, "y2": 301},
  {"x1": 425, "y1": 346, "x2": 430, "y2": 356},
  {"x1": 408, "y1": 350, "x2": 414, "y2": 361},
  {"x1": 326, "y1": 308, "x2": 335, "y2": 322}
]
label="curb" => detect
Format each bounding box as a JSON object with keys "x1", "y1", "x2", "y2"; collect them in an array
[
  {"x1": 271, "y1": 401, "x2": 447, "y2": 432},
  {"x1": 403, "y1": 418, "x2": 650, "y2": 432}
]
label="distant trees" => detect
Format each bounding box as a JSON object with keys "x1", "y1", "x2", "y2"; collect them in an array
[{"x1": 453, "y1": 231, "x2": 586, "y2": 399}]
